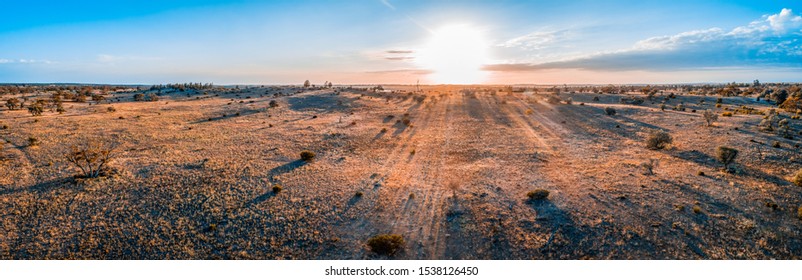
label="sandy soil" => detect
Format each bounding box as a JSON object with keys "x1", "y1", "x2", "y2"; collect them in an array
[{"x1": 1, "y1": 86, "x2": 801, "y2": 259}]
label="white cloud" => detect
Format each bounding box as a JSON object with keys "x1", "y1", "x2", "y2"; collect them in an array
[
  {"x1": 486, "y1": 8, "x2": 802, "y2": 72},
  {"x1": 767, "y1": 8, "x2": 802, "y2": 32}
]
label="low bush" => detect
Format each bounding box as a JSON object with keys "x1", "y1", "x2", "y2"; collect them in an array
[
  {"x1": 605, "y1": 107, "x2": 616, "y2": 116},
  {"x1": 702, "y1": 110, "x2": 718, "y2": 126},
  {"x1": 367, "y1": 234, "x2": 405, "y2": 256},
  {"x1": 300, "y1": 150, "x2": 316, "y2": 161},
  {"x1": 716, "y1": 146, "x2": 738, "y2": 170},
  {"x1": 27, "y1": 137, "x2": 39, "y2": 147},
  {"x1": 65, "y1": 140, "x2": 116, "y2": 178},
  {"x1": 645, "y1": 131, "x2": 672, "y2": 150},
  {"x1": 527, "y1": 189, "x2": 550, "y2": 200}
]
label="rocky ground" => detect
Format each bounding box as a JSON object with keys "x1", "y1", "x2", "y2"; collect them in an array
[{"x1": 1, "y1": 86, "x2": 801, "y2": 259}]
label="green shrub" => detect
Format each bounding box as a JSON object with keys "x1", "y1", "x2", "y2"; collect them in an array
[
  {"x1": 605, "y1": 107, "x2": 616, "y2": 116},
  {"x1": 527, "y1": 189, "x2": 550, "y2": 200},
  {"x1": 367, "y1": 234, "x2": 405, "y2": 256},
  {"x1": 272, "y1": 184, "x2": 282, "y2": 193}
]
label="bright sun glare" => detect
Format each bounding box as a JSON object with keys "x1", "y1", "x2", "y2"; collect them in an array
[{"x1": 416, "y1": 24, "x2": 490, "y2": 84}]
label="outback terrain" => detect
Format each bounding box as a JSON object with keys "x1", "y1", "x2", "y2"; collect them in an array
[{"x1": 1, "y1": 84, "x2": 801, "y2": 259}]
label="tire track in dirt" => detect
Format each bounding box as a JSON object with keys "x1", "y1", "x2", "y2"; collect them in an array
[
  {"x1": 379, "y1": 93, "x2": 453, "y2": 259},
  {"x1": 334, "y1": 94, "x2": 447, "y2": 258}
]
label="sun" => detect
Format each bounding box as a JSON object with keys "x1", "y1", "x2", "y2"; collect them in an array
[{"x1": 416, "y1": 24, "x2": 490, "y2": 84}]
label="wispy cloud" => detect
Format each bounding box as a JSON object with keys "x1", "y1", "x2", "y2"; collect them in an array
[
  {"x1": 385, "y1": 56, "x2": 414, "y2": 61},
  {"x1": 383, "y1": 50, "x2": 415, "y2": 61},
  {"x1": 97, "y1": 54, "x2": 161, "y2": 63},
  {"x1": 380, "y1": 0, "x2": 395, "y2": 10},
  {"x1": 0, "y1": 58, "x2": 53, "y2": 64},
  {"x1": 486, "y1": 8, "x2": 802, "y2": 72},
  {"x1": 499, "y1": 29, "x2": 571, "y2": 50},
  {"x1": 365, "y1": 68, "x2": 432, "y2": 75}
]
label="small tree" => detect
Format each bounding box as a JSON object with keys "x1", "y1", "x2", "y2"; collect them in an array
[
  {"x1": 5, "y1": 98, "x2": 20, "y2": 110},
  {"x1": 702, "y1": 109, "x2": 718, "y2": 126},
  {"x1": 91, "y1": 94, "x2": 106, "y2": 103},
  {"x1": 74, "y1": 94, "x2": 87, "y2": 103},
  {"x1": 303, "y1": 80, "x2": 311, "y2": 88},
  {"x1": 65, "y1": 140, "x2": 117, "y2": 178},
  {"x1": 133, "y1": 93, "x2": 145, "y2": 101},
  {"x1": 605, "y1": 107, "x2": 616, "y2": 116},
  {"x1": 716, "y1": 146, "x2": 738, "y2": 170},
  {"x1": 27, "y1": 101, "x2": 45, "y2": 116}
]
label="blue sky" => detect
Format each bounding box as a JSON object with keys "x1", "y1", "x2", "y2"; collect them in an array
[{"x1": 1, "y1": 0, "x2": 801, "y2": 84}]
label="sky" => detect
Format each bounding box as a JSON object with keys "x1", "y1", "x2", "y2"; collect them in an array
[{"x1": 1, "y1": 0, "x2": 801, "y2": 85}]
